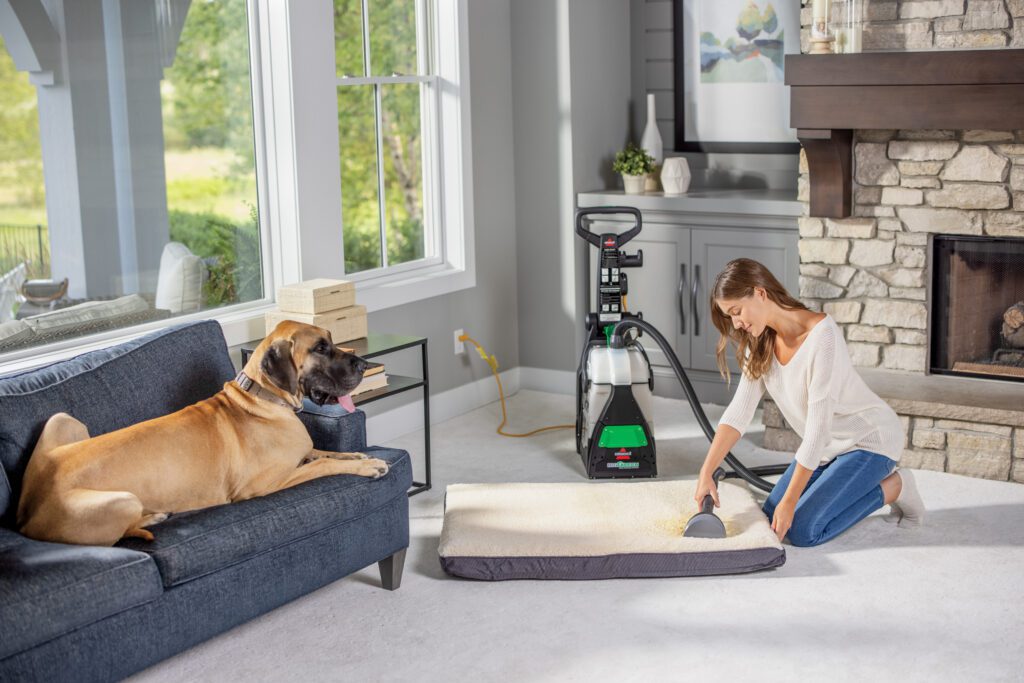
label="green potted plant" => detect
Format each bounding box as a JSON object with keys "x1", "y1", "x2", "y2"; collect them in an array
[{"x1": 612, "y1": 143, "x2": 655, "y2": 195}]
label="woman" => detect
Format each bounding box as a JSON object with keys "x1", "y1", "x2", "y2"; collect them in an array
[{"x1": 694, "y1": 258, "x2": 925, "y2": 546}]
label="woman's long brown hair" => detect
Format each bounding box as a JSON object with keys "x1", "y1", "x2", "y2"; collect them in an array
[{"x1": 710, "y1": 258, "x2": 809, "y2": 383}]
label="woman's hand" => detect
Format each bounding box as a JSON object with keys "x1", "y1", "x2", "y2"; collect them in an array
[
  {"x1": 693, "y1": 472, "x2": 720, "y2": 508},
  {"x1": 771, "y1": 498, "x2": 796, "y2": 541}
]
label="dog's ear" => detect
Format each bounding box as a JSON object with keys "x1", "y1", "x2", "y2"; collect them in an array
[{"x1": 260, "y1": 339, "x2": 299, "y2": 396}]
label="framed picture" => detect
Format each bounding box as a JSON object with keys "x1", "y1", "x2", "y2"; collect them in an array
[{"x1": 672, "y1": 0, "x2": 801, "y2": 154}]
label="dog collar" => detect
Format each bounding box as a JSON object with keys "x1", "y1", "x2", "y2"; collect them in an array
[{"x1": 234, "y1": 371, "x2": 302, "y2": 413}]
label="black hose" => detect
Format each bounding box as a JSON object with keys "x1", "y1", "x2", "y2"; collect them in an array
[{"x1": 610, "y1": 318, "x2": 787, "y2": 493}]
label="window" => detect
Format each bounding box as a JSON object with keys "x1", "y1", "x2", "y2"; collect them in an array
[
  {"x1": 0, "y1": 0, "x2": 264, "y2": 359},
  {"x1": 334, "y1": 0, "x2": 436, "y2": 275},
  {"x1": 0, "y1": 0, "x2": 473, "y2": 370}
]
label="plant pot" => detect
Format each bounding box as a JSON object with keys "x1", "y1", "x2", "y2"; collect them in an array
[{"x1": 622, "y1": 173, "x2": 646, "y2": 194}]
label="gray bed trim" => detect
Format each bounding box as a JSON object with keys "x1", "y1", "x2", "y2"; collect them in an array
[{"x1": 439, "y1": 548, "x2": 786, "y2": 581}]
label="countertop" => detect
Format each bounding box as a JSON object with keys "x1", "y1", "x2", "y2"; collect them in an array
[{"x1": 577, "y1": 188, "x2": 803, "y2": 218}]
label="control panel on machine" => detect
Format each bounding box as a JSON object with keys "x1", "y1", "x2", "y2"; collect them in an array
[{"x1": 597, "y1": 235, "x2": 642, "y2": 324}]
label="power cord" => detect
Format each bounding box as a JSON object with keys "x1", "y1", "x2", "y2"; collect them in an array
[{"x1": 459, "y1": 333, "x2": 574, "y2": 438}]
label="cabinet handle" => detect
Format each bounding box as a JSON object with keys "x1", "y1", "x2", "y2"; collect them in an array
[
  {"x1": 678, "y1": 263, "x2": 687, "y2": 334},
  {"x1": 691, "y1": 264, "x2": 700, "y2": 337}
]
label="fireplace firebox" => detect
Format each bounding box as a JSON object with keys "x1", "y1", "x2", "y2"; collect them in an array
[{"x1": 931, "y1": 235, "x2": 1024, "y2": 383}]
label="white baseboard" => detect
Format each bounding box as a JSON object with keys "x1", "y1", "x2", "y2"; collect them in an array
[
  {"x1": 364, "y1": 365, "x2": 578, "y2": 444},
  {"x1": 365, "y1": 367, "x2": 520, "y2": 444}
]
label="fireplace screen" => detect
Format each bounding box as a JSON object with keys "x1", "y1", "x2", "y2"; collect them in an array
[{"x1": 931, "y1": 235, "x2": 1024, "y2": 382}]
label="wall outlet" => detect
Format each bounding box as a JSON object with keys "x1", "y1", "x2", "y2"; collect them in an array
[{"x1": 454, "y1": 329, "x2": 466, "y2": 355}]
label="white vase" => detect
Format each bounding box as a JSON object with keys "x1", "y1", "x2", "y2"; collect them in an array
[
  {"x1": 622, "y1": 173, "x2": 646, "y2": 195},
  {"x1": 641, "y1": 93, "x2": 663, "y2": 165},
  {"x1": 660, "y1": 157, "x2": 692, "y2": 195}
]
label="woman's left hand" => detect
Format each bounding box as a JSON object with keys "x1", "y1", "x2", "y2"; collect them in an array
[{"x1": 771, "y1": 499, "x2": 796, "y2": 542}]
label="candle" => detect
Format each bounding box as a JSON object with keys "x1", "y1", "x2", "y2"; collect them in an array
[{"x1": 811, "y1": 0, "x2": 830, "y2": 39}]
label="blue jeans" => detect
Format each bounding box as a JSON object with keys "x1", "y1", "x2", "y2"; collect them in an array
[{"x1": 762, "y1": 449, "x2": 898, "y2": 547}]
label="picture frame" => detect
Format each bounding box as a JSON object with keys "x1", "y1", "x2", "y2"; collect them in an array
[{"x1": 672, "y1": 0, "x2": 801, "y2": 154}]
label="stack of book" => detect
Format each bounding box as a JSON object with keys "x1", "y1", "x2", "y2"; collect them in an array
[{"x1": 265, "y1": 278, "x2": 368, "y2": 343}]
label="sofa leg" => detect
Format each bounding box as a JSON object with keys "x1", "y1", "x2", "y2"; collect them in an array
[{"x1": 378, "y1": 548, "x2": 407, "y2": 591}]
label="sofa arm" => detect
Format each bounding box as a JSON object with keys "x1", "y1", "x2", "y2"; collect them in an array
[{"x1": 298, "y1": 400, "x2": 367, "y2": 453}]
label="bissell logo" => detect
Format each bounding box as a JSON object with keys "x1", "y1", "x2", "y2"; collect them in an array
[
  {"x1": 604, "y1": 238, "x2": 615, "y2": 247},
  {"x1": 615, "y1": 447, "x2": 632, "y2": 460}
]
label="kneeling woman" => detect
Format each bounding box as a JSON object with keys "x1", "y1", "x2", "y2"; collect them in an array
[{"x1": 694, "y1": 258, "x2": 925, "y2": 546}]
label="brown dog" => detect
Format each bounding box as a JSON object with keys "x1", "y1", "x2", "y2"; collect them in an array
[{"x1": 17, "y1": 321, "x2": 389, "y2": 547}]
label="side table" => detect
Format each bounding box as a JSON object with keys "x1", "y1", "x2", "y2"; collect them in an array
[{"x1": 242, "y1": 333, "x2": 431, "y2": 497}]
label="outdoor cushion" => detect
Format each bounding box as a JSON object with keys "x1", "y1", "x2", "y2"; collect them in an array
[
  {"x1": 0, "y1": 528, "x2": 163, "y2": 660},
  {"x1": 0, "y1": 319, "x2": 33, "y2": 345},
  {"x1": 118, "y1": 447, "x2": 412, "y2": 587},
  {"x1": 23, "y1": 294, "x2": 150, "y2": 333},
  {"x1": 155, "y1": 242, "x2": 206, "y2": 314},
  {"x1": 438, "y1": 479, "x2": 786, "y2": 580}
]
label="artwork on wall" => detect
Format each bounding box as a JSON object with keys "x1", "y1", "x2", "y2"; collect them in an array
[{"x1": 673, "y1": 0, "x2": 801, "y2": 153}]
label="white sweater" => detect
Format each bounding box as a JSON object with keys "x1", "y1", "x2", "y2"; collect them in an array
[{"x1": 718, "y1": 315, "x2": 904, "y2": 471}]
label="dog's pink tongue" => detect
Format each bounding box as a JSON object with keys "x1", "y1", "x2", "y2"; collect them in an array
[{"x1": 338, "y1": 395, "x2": 356, "y2": 413}]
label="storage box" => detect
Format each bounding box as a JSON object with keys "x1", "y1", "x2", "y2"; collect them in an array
[
  {"x1": 277, "y1": 279, "x2": 355, "y2": 314},
  {"x1": 265, "y1": 305, "x2": 368, "y2": 343}
]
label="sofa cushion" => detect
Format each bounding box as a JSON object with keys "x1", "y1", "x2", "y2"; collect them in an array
[
  {"x1": 0, "y1": 528, "x2": 163, "y2": 660},
  {"x1": 0, "y1": 321, "x2": 235, "y2": 525},
  {"x1": 118, "y1": 447, "x2": 412, "y2": 588}
]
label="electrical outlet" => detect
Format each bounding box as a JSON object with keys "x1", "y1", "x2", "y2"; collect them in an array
[{"x1": 454, "y1": 329, "x2": 466, "y2": 355}]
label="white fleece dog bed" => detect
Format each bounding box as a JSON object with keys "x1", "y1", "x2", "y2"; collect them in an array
[{"x1": 438, "y1": 480, "x2": 785, "y2": 580}]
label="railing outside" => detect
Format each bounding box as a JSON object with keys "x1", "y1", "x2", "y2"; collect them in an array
[{"x1": 0, "y1": 223, "x2": 50, "y2": 278}]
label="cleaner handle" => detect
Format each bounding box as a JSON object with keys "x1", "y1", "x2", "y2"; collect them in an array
[
  {"x1": 574, "y1": 206, "x2": 643, "y2": 248},
  {"x1": 701, "y1": 467, "x2": 726, "y2": 515}
]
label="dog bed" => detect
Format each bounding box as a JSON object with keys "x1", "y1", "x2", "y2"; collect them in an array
[{"x1": 438, "y1": 480, "x2": 785, "y2": 580}]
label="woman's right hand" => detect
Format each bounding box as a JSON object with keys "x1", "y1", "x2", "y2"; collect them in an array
[{"x1": 693, "y1": 472, "x2": 720, "y2": 508}]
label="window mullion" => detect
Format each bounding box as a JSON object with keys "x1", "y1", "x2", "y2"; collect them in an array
[{"x1": 374, "y1": 82, "x2": 388, "y2": 270}]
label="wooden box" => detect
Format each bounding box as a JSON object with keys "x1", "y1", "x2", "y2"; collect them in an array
[
  {"x1": 277, "y1": 279, "x2": 355, "y2": 314},
  {"x1": 265, "y1": 305, "x2": 368, "y2": 343}
]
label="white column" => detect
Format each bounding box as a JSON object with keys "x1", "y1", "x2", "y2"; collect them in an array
[
  {"x1": 103, "y1": 0, "x2": 172, "y2": 295},
  {"x1": 37, "y1": 0, "x2": 122, "y2": 298}
]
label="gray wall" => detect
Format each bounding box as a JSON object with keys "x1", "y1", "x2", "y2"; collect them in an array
[
  {"x1": 630, "y1": 0, "x2": 798, "y2": 192},
  {"x1": 365, "y1": 0, "x2": 519, "y2": 394},
  {"x1": 512, "y1": 0, "x2": 633, "y2": 373}
]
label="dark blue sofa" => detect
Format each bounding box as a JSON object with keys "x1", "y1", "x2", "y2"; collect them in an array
[{"x1": 0, "y1": 321, "x2": 411, "y2": 681}]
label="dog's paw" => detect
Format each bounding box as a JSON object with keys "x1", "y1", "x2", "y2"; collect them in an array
[
  {"x1": 361, "y1": 459, "x2": 390, "y2": 478},
  {"x1": 140, "y1": 512, "x2": 169, "y2": 528},
  {"x1": 331, "y1": 452, "x2": 369, "y2": 460}
]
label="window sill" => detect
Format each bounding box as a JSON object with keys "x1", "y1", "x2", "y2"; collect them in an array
[{"x1": 350, "y1": 262, "x2": 476, "y2": 312}]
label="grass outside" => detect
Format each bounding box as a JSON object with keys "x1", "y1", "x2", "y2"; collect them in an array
[{"x1": 0, "y1": 147, "x2": 261, "y2": 304}]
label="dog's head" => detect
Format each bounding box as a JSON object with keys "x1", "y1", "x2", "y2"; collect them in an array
[{"x1": 248, "y1": 321, "x2": 367, "y2": 409}]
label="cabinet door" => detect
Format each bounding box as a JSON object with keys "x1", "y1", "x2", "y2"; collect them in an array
[
  {"x1": 587, "y1": 220, "x2": 690, "y2": 368},
  {"x1": 689, "y1": 227, "x2": 798, "y2": 373}
]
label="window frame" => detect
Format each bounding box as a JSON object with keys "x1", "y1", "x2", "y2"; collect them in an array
[{"x1": 265, "y1": 0, "x2": 475, "y2": 313}]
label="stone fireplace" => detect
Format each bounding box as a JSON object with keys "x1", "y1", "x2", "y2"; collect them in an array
[{"x1": 762, "y1": 3, "x2": 1024, "y2": 482}]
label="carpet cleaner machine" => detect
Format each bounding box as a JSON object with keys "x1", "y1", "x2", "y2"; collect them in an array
[{"x1": 575, "y1": 207, "x2": 788, "y2": 537}]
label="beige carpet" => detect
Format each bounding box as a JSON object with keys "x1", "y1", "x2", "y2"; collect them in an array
[{"x1": 130, "y1": 390, "x2": 1024, "y2": 682}]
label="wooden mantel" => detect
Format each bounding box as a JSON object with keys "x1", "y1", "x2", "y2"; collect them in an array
[{"x1": 785, "y1": 49, "x2": 1024, "y2": 218}]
